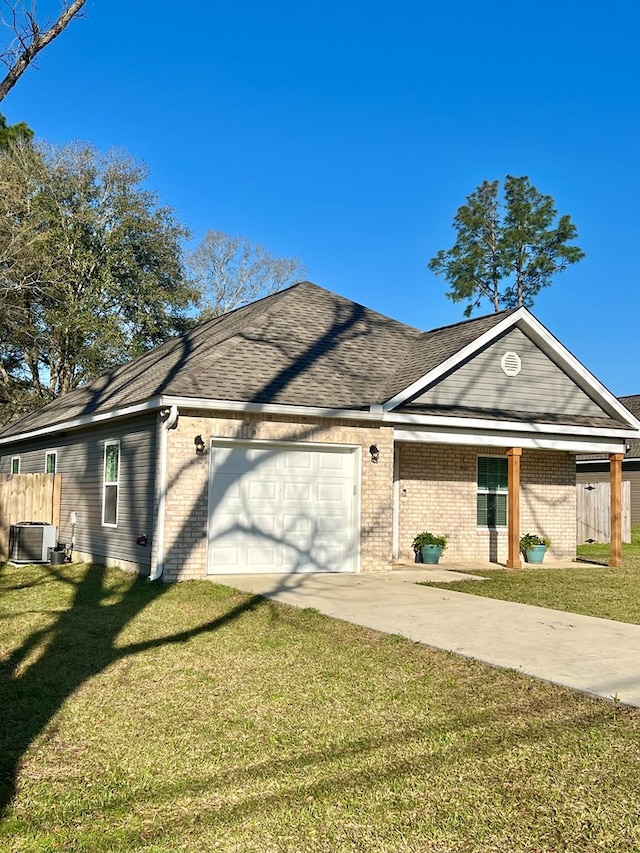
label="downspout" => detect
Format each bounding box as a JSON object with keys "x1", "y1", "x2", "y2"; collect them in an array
[{"x1": 149, "y1": 405, "x2": 179, "y2": 581}]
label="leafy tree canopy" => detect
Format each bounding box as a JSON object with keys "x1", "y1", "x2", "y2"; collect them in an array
[
  {"x1": 0, "y1": 139, "x2": 194, "y2": 422},
  {"x1": 0, "y1": 111, "x2": 32, "y2": 148},
  {"x1": 428, "y1": 175, "x2": 585, "y2": 317}
]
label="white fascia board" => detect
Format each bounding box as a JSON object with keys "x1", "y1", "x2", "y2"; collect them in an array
[
  {"x1": 382, "y1": 307, "x2": 640, "y2": 434},
  {"x1": 382, "y1": 307, "x2": 529, "y2": 412},
  {"x1": 513, "y1": 312, "x2": 640, "y2": 430},
  {"x1": 383, "y1": 410, "x2": 640, "y2": 440},
  {"x1": 577, "y1": 456, "x2": 640, "y2": 466},
  {"x1": 394, "y1": 427, "x2": 628, "y2": 455},
  {"x1": 0, "y1": 397, "x2": 165, "y2": 446},
  {"x1": 158, "y1": 395, "x2": 380, "y2": 421},
  {"x1": 0, "y1": 396, "x2": 380, "y2": 447}
]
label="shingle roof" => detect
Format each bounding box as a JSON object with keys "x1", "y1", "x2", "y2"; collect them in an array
[
  {"x1": 0, "y1": 282, "x2": 632, "y2": 441},
  {"x1": 0, "y1": 282, "x2": 422, "y2": 437},
  {"x1": 619, "y1": 395, "x2": 640, "y2": 456},
  {"x1": 383, "y1": 308, "x2": 518, "y2": 400}
]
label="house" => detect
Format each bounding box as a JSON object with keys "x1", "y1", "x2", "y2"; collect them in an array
[
  {"x1": 577, "y1": 394, "x2": 640, "y2": 528},
  {"x1": 1, "y1": 282, "x2": 638, "y2": 580}
]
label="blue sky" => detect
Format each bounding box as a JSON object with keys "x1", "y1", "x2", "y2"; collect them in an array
[{"x1": 3, "y1": 1, "x2": 639, "y2": 394}]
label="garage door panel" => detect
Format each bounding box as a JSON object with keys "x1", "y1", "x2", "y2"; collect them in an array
[
  {"x1": 315, "y1": 514, "x2": 344, "y2": 534},
  {"x1": 208, "y1": 443, "x2": 358, "y2": 575},
  {"x1": 317, "y1": 482, "x2": 347, "y2": 502},
  {"x1": 284, "y1": 453, "x2": 312, "y2": 470},
  {"x1": 283, "y1": 482, "x2": 312, "y2": 501},
  {"x1": 281, "y1": 513, "x2": 312, "y2": 534},
  {"x1": 312, "y1": 543, "x2": 347, "y2": 569},
  {"x1": 244, "y1": 518, "x2": 277, "y2": 537},
  {"x1": 248, "y1": 480, "x2": 278, "y2": 500},
  {"x1": 318, "y1": 453, "x2": 349, "y2": 471},
  {"x1": 247, "y1": 546, "x2": 279, "y2": 567},
  {"x1": 210, "y1": 546, "x2": 243, "y2": 567}
]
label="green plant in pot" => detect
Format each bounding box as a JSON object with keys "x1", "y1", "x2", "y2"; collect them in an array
[
  {"x1": 520, "y1": 533, "x2": 551, "y2": 564},
  {"x1": 412, "y1": 531, "x2": 447, "y2": 565}
]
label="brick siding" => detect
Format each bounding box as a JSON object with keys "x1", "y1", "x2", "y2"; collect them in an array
[
  {"x1": 161, "y1": 410, "x2": 394, "y2": 581},
  {"x1": 396, "y1": 443, "x2": 576, "y2": 563}
]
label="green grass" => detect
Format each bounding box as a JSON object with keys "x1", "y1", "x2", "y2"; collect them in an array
[
  {"x1": 421, "y1": 527, "x2": 640, "y2": 625},
  {"x1": 2, "y1": 563, "x2": 640, "y2": 852}
]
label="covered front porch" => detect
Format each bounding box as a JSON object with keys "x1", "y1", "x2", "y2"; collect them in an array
[{"x1": 392, "y1": 432, "x2": 626, "y2": 569}]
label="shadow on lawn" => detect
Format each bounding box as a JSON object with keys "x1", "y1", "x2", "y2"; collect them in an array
[
  {"x1": 0, "y1": 291, "x2": 401, "y2": 816},
  {"x1": 0, "y1": 561, "x2": 265, "y2": 817}
]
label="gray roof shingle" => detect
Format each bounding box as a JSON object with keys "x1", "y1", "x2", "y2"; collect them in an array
[
  {"x1": 0, "y1": 282, "x2": 421, "y2": 437},
  {"x1": 0, "y1": 282, "x2": 633, "y2": 440},
  {"x1": 619, "y1": 395, "x2": 640, "y2": 456}
]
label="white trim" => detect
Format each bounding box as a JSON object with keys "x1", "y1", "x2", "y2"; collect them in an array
[
  {"x1": 392, "y1": 448, "x2": 400, "y2": 559},
  {"x1": 101, "y1": 440, "x2": 120, "y2": 528},
  {"x1": 0, "y1": 398, "x2": 163, "y2": 446},
  {"x1": 0, "y1": 396, "x2": 381, "y2": 447},
  {"x1": 206, "y1": 437, "x2": 362, "y2": 575},
  {"x1": 149, "y1": 406, "x2": 179, "y2": 582},
  {"x1": 394, "y1": 427, "x2": 628, "y2": 455},
  {"x1": 476, "y1": 453, "x2": 508, "y2": 529},
  {"x1": 383, "y1": 308, "x2": 529, "y2": 411},
  {"x1": 160, "y1": 395, "x2": 380, "y2": 422},
  {"x1": 382, "y1": 308, "x2": 640, "y2": 436},
  {"x1": 44, "y1": 449, "x2": 57, "y2": 474},
  {"x1": 10, "y1": 455, "x2": 20, "y2": 474},
  {"x1": 208, "y1": 436, "x2": 363, "y2": 453},
  {"x1": 383, "y1": 410, "x2": 640, "y2": 440}
]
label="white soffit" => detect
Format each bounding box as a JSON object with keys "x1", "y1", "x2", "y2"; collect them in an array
[{"x1": 394, "y1": 427, "x2": 629, "y2": 455}]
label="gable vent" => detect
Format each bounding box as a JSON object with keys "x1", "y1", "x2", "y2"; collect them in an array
[{"x1": 501, "y1": 351, "x2": 522, "y2": 377}]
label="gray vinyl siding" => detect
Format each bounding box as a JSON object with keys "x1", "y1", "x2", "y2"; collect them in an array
[
  {"x1": 408, "y1": 327, "x2": 606, "y2": 419},
  {"x1": 0, "y1": 415, "x2": 158, "y2": 571}
]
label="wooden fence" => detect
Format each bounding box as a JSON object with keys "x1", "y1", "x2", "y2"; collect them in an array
[
  {"x1": 0, "y1": 473, "x2": 62, "y2": 562},
  {"x1": 576, "y1": 481, "x2": 630, "y2": 544}
]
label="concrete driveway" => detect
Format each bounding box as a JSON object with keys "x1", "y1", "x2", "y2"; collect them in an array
[{"x1": 215, "y1": 568, "x2": 640, "y2": 708}]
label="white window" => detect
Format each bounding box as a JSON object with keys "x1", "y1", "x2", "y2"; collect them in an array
[
  {"x1": 102, "y1": 441, "x2": 120, "y2": 527},
  {"x1": 477, "y1": 456, "x2": 508, "y2": 527},
  {"x1": 11, "y1": 456, "x2": 20, "y2": 474},
  {"x1": 45, "y1": 450, "x2": 57, "y2": 474}
]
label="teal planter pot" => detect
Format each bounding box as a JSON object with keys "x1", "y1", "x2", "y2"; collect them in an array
[
  {"x1": 524, "y1": 545, "x2": 547, "y2": 564},
  {"x1": 420, "y1": 545, "x2": 443, "y2": 565}
]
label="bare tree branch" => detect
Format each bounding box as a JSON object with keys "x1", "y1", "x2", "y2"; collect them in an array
[
  {"x1": 0, "y1": 0, "x2": 86, "y2": 102},
  {"x1": 189, "y1": 230, "x2": 306, "y2": 319}
]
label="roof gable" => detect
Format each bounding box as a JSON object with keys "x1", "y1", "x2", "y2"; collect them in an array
[
  {"x1": 385, "y1": 308, "x2": 640, "y2": 433},
  {"x1": 1, "y1": 285, "x2": 638, "y2": 445}
]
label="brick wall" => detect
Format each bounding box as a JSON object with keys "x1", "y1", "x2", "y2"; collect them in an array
[
  {"x1": 161, "y1": 410, "x2": 394, "y2": 580},
  {"x1": 396, "y1": 443, "x2": 576, "y2": 563}
]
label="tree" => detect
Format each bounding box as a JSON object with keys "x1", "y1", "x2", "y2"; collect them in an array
[
  {"x1": 428, "y1": 175, "x2": 585, "y2": 316},
  {"x1": 188, "y1": 229, "x2": 306, "y2": 320},
  {"x1": 0, "y1": 110, "x2": 32, "y2": 147},
  {"x1": 0, "y1": 0, "x2": 86, "y2": 102},
  {"x1": 0, "y1": 139, "x2": 194, "y2": 422}
]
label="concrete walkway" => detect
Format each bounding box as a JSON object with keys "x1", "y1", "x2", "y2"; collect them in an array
[{"x1": 215, "y1": 569, "x2": 640, "y2": 708}]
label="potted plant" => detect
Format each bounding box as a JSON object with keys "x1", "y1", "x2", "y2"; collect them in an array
[
  {"x1": 412, "y1": 531, "x2": 448, "y2": 565},
  {"x1": 520, "y1": 533, "x2": 551, "y2": 564}
]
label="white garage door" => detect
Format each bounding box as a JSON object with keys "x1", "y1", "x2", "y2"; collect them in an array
[{"x1": 207, "y1": 440, "x2": 359, "y2": 574}]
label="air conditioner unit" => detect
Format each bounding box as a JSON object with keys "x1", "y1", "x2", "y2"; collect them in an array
[{"x1": 9, "y1": 522, "x2": 58, "y2": 564}]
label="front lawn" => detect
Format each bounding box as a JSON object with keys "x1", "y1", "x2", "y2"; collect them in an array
[
  {"x1": 1, "y1": 563, "x2": 640, "y2": 853},
  {"x1": 422, "y1": 528, "x2": 640, "y2": 625}
]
